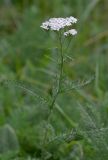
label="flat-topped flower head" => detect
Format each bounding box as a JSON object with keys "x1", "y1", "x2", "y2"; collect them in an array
[
  {"x1": 40, "y1": 16, "x2": 77, "y2": 31},
  {"x1": 64, "y1": 29, "x2": 77, "y2": 36}
]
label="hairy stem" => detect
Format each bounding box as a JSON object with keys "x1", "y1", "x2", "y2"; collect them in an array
[{"x1": 42, "y1": 32, "x2": 64, "y2": 150}]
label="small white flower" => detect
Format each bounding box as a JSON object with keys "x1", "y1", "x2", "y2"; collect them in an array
[
  {"x1": 66, "y1": 16, "x2": 77, "y2": 24},
  {"x1": 40, "y1": 16, "x2": 77, "y2": 31},
  {"x1": 64, "y1": 29, "x2": 77, "y2": 36},
  {"x1": 40, "y1": 21, "x2": 49, "y2": 30}
]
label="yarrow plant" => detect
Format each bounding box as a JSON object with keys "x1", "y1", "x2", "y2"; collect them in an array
[
  {"x1": 40, "y1": 16, "x2": 78, "y2": 158},
  {"x1": 40, "y1": 16, "x2": 77, "y2": 33}
]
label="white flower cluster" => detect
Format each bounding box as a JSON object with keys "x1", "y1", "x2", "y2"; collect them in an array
[
  {"x1": 40, "y1": 16, "x2": 77, "y2": 35},
  {"x1": 64, "y1": 29, "x2": 77, "y2": 36}
]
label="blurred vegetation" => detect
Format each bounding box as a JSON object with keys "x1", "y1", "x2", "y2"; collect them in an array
[{"x1": 0, "y1": 0, "x2": 108, "y2": 159}]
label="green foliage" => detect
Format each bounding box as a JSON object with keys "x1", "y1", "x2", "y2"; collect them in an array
[
  {"x1": 0, "y1": 124, "x2": 19, "y2": 153},
  {"x1": 0, "y1": 0, "x2": 108, "y2": 159}
]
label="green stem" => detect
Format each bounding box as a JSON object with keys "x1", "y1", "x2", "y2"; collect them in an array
[
  {"x1": 65, "y1": 37, "x2": 72, "y2": 52},
  {"x1": 58, "y1": 31, "x2": 64, "y2": 91},
  {"x1": 42, "y1": 32, "x2": 64, "y2": 149}
]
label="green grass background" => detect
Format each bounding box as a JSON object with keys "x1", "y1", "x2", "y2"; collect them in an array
[{"x1": 0, "y1": 0, "x2": 108, "y2": 159}]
